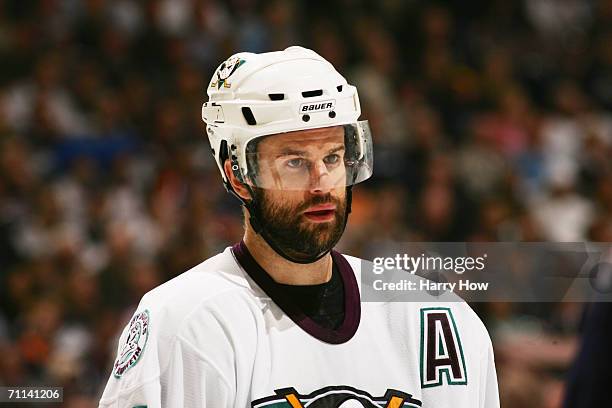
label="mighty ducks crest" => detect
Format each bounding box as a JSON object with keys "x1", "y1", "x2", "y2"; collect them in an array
[{"x1": 252, "y1": 386, "x2": 422, "y2": 408}]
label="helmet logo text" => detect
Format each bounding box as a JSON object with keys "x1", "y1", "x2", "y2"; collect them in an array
[{"x1": 300, "y1": 100, "x2": 336, "y2": 113}]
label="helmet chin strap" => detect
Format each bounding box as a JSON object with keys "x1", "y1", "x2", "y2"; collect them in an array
[{"x1": 239, "y1": 186, "x2": 353, "y2": 265}]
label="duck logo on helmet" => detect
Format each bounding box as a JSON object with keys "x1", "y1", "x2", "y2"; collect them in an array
[{"x1": 211, "y1": 56, "x2": 246, "y2": 89}]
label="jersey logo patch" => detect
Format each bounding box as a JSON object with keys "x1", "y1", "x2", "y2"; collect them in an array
[
  {"x1": 252, "y1": 386, "x2": 422, "y2": 408},
  {"x1": 419, "y1": 307, "x2": 467, "y2": 388},
  {"x1": 113, "y1": 309, "x2": 150, "y2": 378}
]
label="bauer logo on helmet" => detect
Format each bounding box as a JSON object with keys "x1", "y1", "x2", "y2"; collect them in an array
[{"x1": 300, "y1": 100, "x2": 336, "y2": 113}]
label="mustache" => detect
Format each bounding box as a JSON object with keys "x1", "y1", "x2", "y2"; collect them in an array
[{"x1": 296, "y1": 194, "x2": 341, "y2": 213}]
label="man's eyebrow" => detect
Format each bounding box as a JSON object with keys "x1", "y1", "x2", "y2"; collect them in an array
[
  {"x1": 275, "y1": 144, "x2": 345, "y2": 157},
  {"x1": 277, "y1": 148, "x2": 306, "y2": 157},
  {"x1": 328, "y1": 145, "x2": 345, "y2": 154}
]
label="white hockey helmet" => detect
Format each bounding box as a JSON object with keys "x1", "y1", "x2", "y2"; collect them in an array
[{"x1": 201, "y1": 46, "x2": 373, "y2": 192}]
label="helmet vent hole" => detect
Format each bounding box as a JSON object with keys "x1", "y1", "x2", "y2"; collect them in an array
[
  {"x1": 336, "y1": 85, "x2": 343, "y2": 92},
  {"x1": 329, "y1": 111, "x2": 336, "y2": 118},
  {"x1": 241, "y1": 107, "x2": 257, "y2": 125},
  {"x1": 302, "y1": 114, "x2": 311, "y2": 122},
  {"x1": 302, "y1": 89, "x2": 323, "y2": 98},
  {"x1": 268, "y1": 93, "x2": 285, "y2": 101}
]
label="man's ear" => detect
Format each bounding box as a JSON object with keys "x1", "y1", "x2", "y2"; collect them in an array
[{"x1": 224, "y1": 160, "x2": 252, "y2": 201}]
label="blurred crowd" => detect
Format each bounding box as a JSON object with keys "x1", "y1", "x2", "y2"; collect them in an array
[{"x1": 0, "y1": 0, "x2": 611, "y2": 407}]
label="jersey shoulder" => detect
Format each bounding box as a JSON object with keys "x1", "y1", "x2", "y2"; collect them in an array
[
  {"x1": 134, "y1": 245, "x2": 263, "y2": 347},
  {"x1": 139, "y1": 246, "x2": 251, "y2": 316},
  {"x1": 100, "y1": 247, "x2": 257, "y2": 404}
]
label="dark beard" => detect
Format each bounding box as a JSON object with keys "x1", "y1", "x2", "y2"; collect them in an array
[{"x1": 252, "y1": 188, "x2": 348, "y2": 262}]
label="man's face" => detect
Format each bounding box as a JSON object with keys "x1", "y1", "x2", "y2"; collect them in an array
[{"x1": 249, "y1": 126, "x2": 348, "y2": 261}]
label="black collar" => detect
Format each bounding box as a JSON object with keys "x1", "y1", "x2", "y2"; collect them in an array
[{"x1": 231, "y1": 241, "x2": 361, "y2": 344}]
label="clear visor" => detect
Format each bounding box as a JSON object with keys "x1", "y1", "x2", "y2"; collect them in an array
[{"x1": 243, "y1": 120, "x2": 373, "y2": 191}]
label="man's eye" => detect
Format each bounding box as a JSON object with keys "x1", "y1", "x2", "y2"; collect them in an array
[
  {"x1": 324, "y1": 154, "x2": 340, "y2": 165},
  {"x1": 286, "y1": 158, "x2": 305, "y2": 169}
]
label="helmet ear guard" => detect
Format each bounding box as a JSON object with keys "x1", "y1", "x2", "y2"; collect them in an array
[
  {"x1": 217, "y1": 140, "x2": 234, "y2": 193},
  {"x1": 219, "y1": 139, "x2": 254, "y2": 209}
]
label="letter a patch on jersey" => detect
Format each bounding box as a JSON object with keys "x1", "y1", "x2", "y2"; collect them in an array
[{"x1": 419, "y1": 307, "x2": 467, "y2": 388}]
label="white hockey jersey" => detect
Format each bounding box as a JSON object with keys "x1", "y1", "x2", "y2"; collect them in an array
[{"x1": 98, "y1": 242, "x2": 499, "y2": 408}]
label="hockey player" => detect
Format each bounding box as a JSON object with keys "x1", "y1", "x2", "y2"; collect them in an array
[{"x1": 99, "y1": 46, "x2": 499, "y2": 408}]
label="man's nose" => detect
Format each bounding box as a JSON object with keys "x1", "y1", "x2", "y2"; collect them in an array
[{"x1": 309, "y1": 160, "x2": 334, "y2": 194}]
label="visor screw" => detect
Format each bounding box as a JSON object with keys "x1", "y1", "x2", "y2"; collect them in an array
[
  {"x1": 302, "y1": 114, "x2": 310, "y2": 122},
  {"x1": 328, "y1": 111, "x2": 336, "y2": 118}
]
